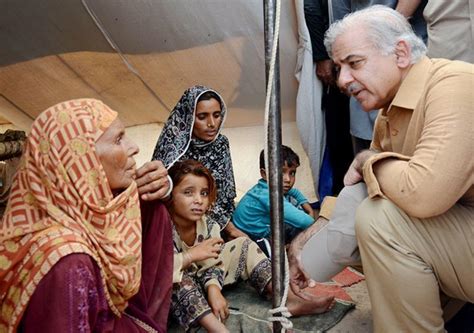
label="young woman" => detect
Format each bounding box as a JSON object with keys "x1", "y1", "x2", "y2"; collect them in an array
[
  {"x1": 152, "y1": 85, "x2": 245, "y2": 239},
  {"x1": 0, "y1": 99, "x2": 172, "y2": 332},
  {"x1": 167, "y1": 160, "x2": 334, "y2": 332}
]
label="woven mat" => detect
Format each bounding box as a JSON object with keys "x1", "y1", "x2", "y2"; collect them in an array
[{"x1": 169, "y1": 267, "x2": 364, "y2": 332}]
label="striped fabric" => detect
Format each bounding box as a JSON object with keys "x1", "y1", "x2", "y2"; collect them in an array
[{"x1": 0, "y1": 99, "x2": 142, "y2": 332}]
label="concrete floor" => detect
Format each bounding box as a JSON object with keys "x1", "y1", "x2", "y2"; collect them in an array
[{"x1": 328, "y1": 281, "x2": 373, "y2": 333}]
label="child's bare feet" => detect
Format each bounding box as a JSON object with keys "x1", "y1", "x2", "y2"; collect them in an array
[{"x1": 199, "y1": 313, "x2": 230, "y2": 333}]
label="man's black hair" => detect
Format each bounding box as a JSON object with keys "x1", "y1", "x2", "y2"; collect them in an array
[{"x1": 259, "y1": 145, "x2": 300, "y2": 170}]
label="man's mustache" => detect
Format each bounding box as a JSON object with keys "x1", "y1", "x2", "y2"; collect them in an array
[{"x1": 346, "y1": 82, "x2": 364, "y2": 95}]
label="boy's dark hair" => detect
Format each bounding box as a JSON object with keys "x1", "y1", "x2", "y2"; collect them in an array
[{"x1": 259, "y1": 145, "x2": 300, "y2": 170}]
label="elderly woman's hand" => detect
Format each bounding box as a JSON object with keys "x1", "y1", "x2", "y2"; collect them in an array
[{"x1": 135, "y1": 160, "x2": 172, "y2": 201}]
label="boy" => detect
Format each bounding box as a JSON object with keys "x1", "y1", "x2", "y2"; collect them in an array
[{"x1": 233, "y1": 146, "x2": 315, "y2": 256}]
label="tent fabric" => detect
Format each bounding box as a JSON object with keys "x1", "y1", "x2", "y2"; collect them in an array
[{"x1": 0, "y1": 0, "x2": 301, "y2": 129}]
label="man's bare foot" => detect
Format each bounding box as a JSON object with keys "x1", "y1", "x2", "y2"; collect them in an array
[{"x1": 285, "y1": 289, "x2": 334, "y2": 316}]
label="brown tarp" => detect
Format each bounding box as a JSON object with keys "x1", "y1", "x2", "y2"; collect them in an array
[{"x1": 0, "y1": 0, "x2": 299, "y2": 130}]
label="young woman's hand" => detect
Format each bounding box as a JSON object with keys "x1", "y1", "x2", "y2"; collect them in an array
[
  {"x1": 188, "y1": 237, "x2": 223, "y2": 262},
  {"x1": 207, "y1": 285, "x2": 229, "y2": 322}
]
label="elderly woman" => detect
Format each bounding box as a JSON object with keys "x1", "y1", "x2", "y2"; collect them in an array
[
  {"x1": 152, "y1": 85, "x2": 245, "y2": 239},
  {"x1": 0, "y1": 99, "x2": 172, "y2": 332}
]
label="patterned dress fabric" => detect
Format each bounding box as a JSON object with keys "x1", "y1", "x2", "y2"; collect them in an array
[
  {"x1": 0, "y1": 99, "x2": 142, "y2": 332},
  {"x1": 171, "y1": 218, "x2": 272, "y2": 331},
  {"x1": 152, "y1": 85, "x2": 236, "y2": 229}
]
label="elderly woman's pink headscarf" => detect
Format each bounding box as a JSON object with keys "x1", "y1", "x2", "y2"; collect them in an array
[{"x1": 0, "y1": 99, "x2": 142, "y2": 332}]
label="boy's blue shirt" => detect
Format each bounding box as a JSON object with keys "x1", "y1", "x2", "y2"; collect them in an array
[{"x1": 233, "y1": 179, "x2": 314, "y2": 238}]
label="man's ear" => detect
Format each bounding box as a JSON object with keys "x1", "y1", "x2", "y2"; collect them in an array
[
  {"x1": 394, "y1": 40, "x2": 411, "y2": 69},
  {"x1": 260, "y1": 168, "x2": 267, "y2": 180}
]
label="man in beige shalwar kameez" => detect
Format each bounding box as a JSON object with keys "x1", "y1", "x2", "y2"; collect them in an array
[{"x1": 289, "y1": 5, "x2": 473, "y2": 332}]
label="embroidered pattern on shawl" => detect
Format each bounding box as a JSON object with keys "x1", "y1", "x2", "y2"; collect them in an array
[
  {"x1": 0, "y1": 99, "x2": 142, "y2": 332},
  {"x1": 152, "y1": 85, "x2": 236, "y2": 229}
]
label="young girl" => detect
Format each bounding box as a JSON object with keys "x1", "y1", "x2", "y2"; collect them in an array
[{"x1": 167, "y1": 160, "x2": 334, "y2": 332}]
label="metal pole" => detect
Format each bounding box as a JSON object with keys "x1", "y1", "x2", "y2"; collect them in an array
[{"x1": 263, "y1": 1, "x2": 284, "y2": 332}]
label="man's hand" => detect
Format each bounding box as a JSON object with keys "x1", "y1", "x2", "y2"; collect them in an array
[
  {"x1": 395, "y1": 0, "x2": 423, "y2": 18},
  {"x1": 288, "y1": 217, "x2": 331, "y2": 299},
  {"x1": 207, "y1": 285, "x2": 229, "y2": 322},
  {"x1": 288, "y1": 239, "x2": 316, "y2": 300},
  {"x1": 223, "y1": 221, "x2": 248, "y2": 240},
  {"x1": 343, "y1": 159, "x2": 363, "y2": 186},
  {"x1": 343, "y1": 149, "x2": 376, "y2": 186},
  {"x1": 189, "y1": 238, "x2": 223, "y2": 262},
  {"x1": 135, "y1": 160, "x2": 171, "y2": 201},
  {"x1": 316, "y1": 59, "x2": 336, "y2": 86}
]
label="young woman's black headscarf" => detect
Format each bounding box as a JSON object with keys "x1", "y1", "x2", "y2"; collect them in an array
[{"x1": 152, "y1": 85, "x2": 236, "y2": 229}]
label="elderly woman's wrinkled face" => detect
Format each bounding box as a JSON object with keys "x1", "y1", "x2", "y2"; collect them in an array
[
  {"x1": 96, "y1": 118, "x2": 139, "y2": 191},
  {"x1": 192, "y1": 98, "x2": 222, "y2": 142}
]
